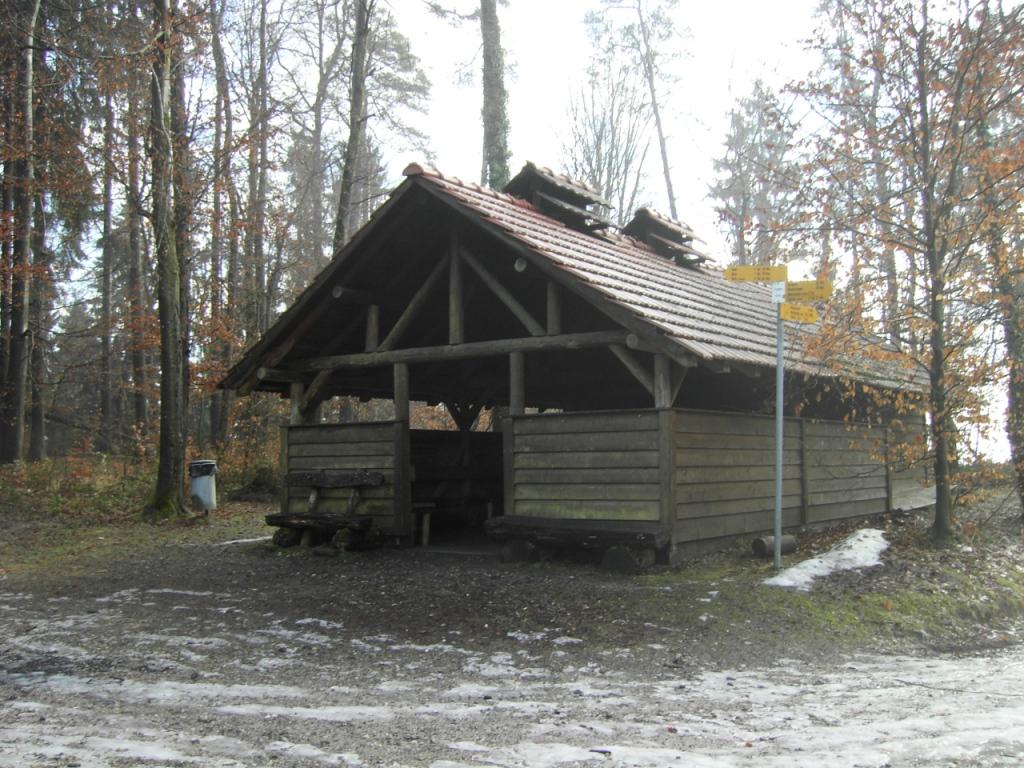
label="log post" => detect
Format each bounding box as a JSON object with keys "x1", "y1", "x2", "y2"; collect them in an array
[
  {"x1": 365, "y1": 304, "x2": 380, "y2": 352},
  {"x1": 289, "y1": 381, "x2": 321, "y2": 425},
  {"x1": 654, "y1": 354, "x2": 673, "y2": 409},
  {"x1": 799, "y1": 418, "x2": 809, "y2": 525},
  {"x1": 546, "y1": 281, "x2": 561, "y2": 335},
  {"x1": 394, "y1": 362, "x2": 409, "y2": 422},
  {"x1": 449, "y1": 235, "x2": 464, "y2": 344},
  {"x1": 509, "y1": 351, "x2": 525, "y2": 416}
]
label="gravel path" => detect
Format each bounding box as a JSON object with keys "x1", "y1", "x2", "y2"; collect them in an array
[{"x1": 1, "y1": 507, "x2": 1023, "y2": 766}]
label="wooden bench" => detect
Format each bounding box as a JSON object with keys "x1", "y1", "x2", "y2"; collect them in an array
[{"x1": 266, "y1": 470, "x2": 385, "y2": 545}]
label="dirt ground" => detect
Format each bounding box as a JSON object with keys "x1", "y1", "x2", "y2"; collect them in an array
[{"x1": 1, "y1": 494, "x2": 1023, "y2": 767}]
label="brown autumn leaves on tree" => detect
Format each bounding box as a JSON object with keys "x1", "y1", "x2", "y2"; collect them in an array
[{"x1": 709, "y1": 0, "x2": 1024, "y2": 533}]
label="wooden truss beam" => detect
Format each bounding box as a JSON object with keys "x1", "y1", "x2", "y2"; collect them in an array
[
  {"x1": 459, "y1": 247, "x2": 545, "y2": 336},
  {"x1": 293, "y1": 330, "x2": 631, "y2": 372},
  {"x1": 609, "y1": 345, "x2": 654, "y2": 395},
  {"x1": 378, "y1": 253, "x2": 450, "y2": 352}
]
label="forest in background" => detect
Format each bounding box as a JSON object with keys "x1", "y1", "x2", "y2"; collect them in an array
[{"x1": 0, "y1": 0, "x2": 1021, "y2": 533}]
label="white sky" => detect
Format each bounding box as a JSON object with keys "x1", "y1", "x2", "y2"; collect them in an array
[{"x1": 398, "y1": 0, "x2": 821, "y2": 264}]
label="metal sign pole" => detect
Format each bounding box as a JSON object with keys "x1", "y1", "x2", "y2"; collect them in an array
[{"x1": 774, "y1": 302, "x2": 784, "y2": 570}]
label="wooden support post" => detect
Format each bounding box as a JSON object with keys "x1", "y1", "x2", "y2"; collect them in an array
[
  {"x1": 279, "y1": 425, "x2": 290, "y2": 515},
  {"x1": 449, "y1": 239, "x2": 464, "y2": 345},
  {"x1": 378, "y1": 254, "x2": 449, "y2": 351},
  {"x1": 546, "y1": 281, "x2": 562, "y2": 335},
  {"x1": 799, "y1": 418, "x2": 809, "y2": 525},
  {"x1": 365, "y1": 304, "x2": 380, "y2": 352},
  {"x1": 393, "y1": 362, "x2": 409, "y2": 422},
  {"x1": 654, "y1": 354, "x2": 673, "y2": 409},
  {"x1": 509, "y1": 351, "x2": 525, "y2": 416},
  {"x1": 671, "y1": 366, "x2": 688, "y2": 404},
  {"x1": 289, "y1": 381, "x2": 306, "y2": 425},
  {"x1": 299, "y1": 370, "x2": 332, "y2": 416},
  {"x1": 884, "y1": 426, "x2": 894, "y2": 512}
]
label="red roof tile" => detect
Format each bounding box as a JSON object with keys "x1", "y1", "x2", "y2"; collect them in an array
[{"x1": 403, "y1": 163, "x2": 921, "y2": 391}]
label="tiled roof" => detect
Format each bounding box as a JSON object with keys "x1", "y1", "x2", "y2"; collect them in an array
[{"x1": 403, "y1": 163, "x2": 922, "y2": 391}]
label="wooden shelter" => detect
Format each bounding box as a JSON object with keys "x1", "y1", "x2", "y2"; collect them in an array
[{"x1": 221, "y1": 162, "x2": 928, "y2": 562}]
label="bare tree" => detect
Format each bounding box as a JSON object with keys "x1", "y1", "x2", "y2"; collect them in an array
[
  {"x1": 593, "y1": 0, "x2": 683, "y2": 219},
  {"x1": 562, "y1": 52, "x2": 651, "y2": 225}
]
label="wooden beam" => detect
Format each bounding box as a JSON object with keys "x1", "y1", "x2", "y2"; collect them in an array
[
  {"x1": 365, "y1": 304, "x2": 380, "y2": 351},
  {"x1": 654, "y1": 354, "x2": 673, "y2": 409},
  {"x1": 378, "y1": 253, "x2": 450, "y2": 352},
  {"x1": 449, "y1": 234, "x2": 464, "y2": 344},
  {"x1": 331, "y1": 285, "x2": 380, "y2": 305},
  {"x1": 546, "y1": 281, "x2": 562, "y2": 335},
  {"x1": 256, "y1": 366, "x2": 305, "y2": 384},
  {"x1": 300, "y1": 369, "x2": 332, "y2": 415},
  {"x1": 671, "y1": 365, "x2": 688, "y2": 403},
  {"x1": 289, "y1": 382, "x2": 306, "y2": 425},
  {"x1": 610, "y1": 345, "x2": 654, "y2": 395},
  {"x1": 459, "y1": 247, "x2": 544, "y2": 336},
  {"x1": 509, "y1": 351, "x2": 525, "y2": 416},
  {"x1": 394, "y1": 362, "x2": 409, "y2": 422},
  {"x1": 295, "y1": 330, "x2": 631, "y2": 371}
]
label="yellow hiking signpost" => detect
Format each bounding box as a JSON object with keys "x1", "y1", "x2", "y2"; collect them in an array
[
  {"x1": 724, "y1": 264, "x2": 832, "y2": 569},
  {"x1": 779, "y1": 303, "x2": 819, "y2": 324},
  {"x1": 785, "y1": 279, "x2": 833, "y2": 302},
  {"x1": 724, "y1": 265, "x2": 789, "y2": 282}
]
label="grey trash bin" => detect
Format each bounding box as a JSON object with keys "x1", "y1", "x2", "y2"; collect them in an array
[{"x1": 188, "y1": 459, "x2": 218, "y2": 511}]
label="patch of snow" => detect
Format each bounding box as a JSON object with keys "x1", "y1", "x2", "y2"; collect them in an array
[
  {"x1": 507, "y1": 629, "x2": 548, "y2": 642},
  {"x1": 146, "y1": 588, "x2": 216, "y2": 597},
  {"x1": 297, "y1": 617, "x2": 344, "y2": 630},
  {"x1": 265, "y1": 740, "x2": 364, "y2": 766},
  {"x1": 218, "y1": 703, "x2": 393, "y2": 721},
  {"x1": 765, "y1": 528, "x2": 889, "y2": 591},
  {"x1": 464, "y1": 652, "x2": 549, "y2": 679},
  {"x1": 2, "y1": 672, "x2": 306, "y2": 705},
  {"x1": 213, "y1": 536, "x2": 272, "y2": 546},
  {"x1": 551, "y1": 636, "x2": 582, "y2": 646}
]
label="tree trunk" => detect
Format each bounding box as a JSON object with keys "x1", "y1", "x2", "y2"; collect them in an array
[
  {"x1": 2, "y1": 0, "x2": 41, "y2": 464},
  {"x1": 128, "y1": 96, "x2": 148, "y2": 432},
  {"x1": 479, "y1": 0, "x2": 510, "y2": 189},
  {"x1": 208, "y1": 0, "x2": 236, "y2": 446},
  {"x1": 149, "y1": 0, "x2": 186, "y2": 517},
  {"x1": 332, "y1": 0, "x2": 372, "y2": 253},
  {"x1": 28, "y1": 181, "x2": 47, "y2": 461},
  {"x1": 99, "y1": 91, "x2": 115, "y2": 452},
  {"x1": 913, "y1": 3, "x2": 952, "y2": 539},
  {"x1": 171, "y1": 51, "x2": 192, "y2": 459},
  {"x1": 634, "y1": 0, "x2": 677, "y2": 220}
]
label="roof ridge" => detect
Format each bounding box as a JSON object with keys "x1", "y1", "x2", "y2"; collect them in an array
[{"x1": 404, "y1": 161, "x2": 538, "y2": 211}]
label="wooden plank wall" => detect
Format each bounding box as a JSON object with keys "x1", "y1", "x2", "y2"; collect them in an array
[
  {"x1": 803, "y1": 419, "x2": 889, "y2": 523},
  {"x1": 508, "y1": 411, "x2": 661, "y2": 522},
  {"x1": 674, "y1": 410, "x2": 895, "y2": 544},
  {"x1": 284, "y1": 422, "x2": 398, "y2": 530},
  {"x1": 674, "y1": 410, "x2": 802, "y2": 541}
]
